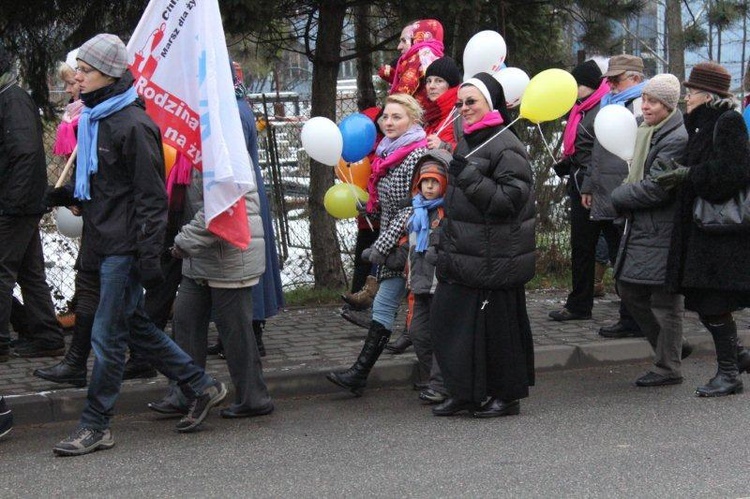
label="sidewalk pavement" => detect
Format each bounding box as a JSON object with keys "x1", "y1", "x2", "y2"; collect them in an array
[{"x1": 4, "y1": 289, "x2": 750, "y2": 425}]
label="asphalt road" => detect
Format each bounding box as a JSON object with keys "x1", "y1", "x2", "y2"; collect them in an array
[{"x1": 3, "y1": 355, "x2": 749, "y2": 498}]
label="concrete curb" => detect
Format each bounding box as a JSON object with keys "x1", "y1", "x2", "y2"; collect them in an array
[{"x1": 7, "y1": 331, "x2": 746, "y2": 426}]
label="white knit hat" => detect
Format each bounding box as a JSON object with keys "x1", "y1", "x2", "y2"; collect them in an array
[{"x1": 642, "y1": 74, "x2": 681, "y2": 110}]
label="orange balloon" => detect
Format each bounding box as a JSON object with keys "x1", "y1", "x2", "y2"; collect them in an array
[
  {"x1": 163, "y1": 143, "x2": 177, "y2": 178},
  {"x1": 335, "y1": 157, "x2": 371, "y2": 190}
]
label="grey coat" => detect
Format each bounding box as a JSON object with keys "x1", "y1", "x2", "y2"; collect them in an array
[
  {"x1": 611, "y1": 110, "x2": 688, "y2": 286},
  {"x1": 582, "y1": 98, "x2": 642, "y2": 221},
  {"x1": 174, "y1": 169, "x2": 266, "y2": 285},
  {"x1": 407, "y1": 209, "x2": 441, "y2": 295}
]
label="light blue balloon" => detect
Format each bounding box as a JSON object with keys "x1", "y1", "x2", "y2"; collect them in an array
[
  {"x1": 743, "y1": 105, "x2": 750, "y2": 137},
  {"x1": 339, "y1": 113, "x2": 377, "y2": 163}
]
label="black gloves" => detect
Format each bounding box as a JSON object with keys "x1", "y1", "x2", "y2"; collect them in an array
[
  {"x1": 44, "y1": 185, "x2": 75, "y2": 208},
  {"x1": 384, "y1": 244, "x2": 408, "y2": 271},
  {"x1": 654, "y1": 166, "x2": 690, "y2": 191},
  {"x1": 448, "y1": 154, "x2": 468, "y2": 177},
  {"x1": 138, "y1": 258, "x2": 165, "y2": 290},
  {"x1": 362, "y1": 247, "x2": 386, "y2": 265}
]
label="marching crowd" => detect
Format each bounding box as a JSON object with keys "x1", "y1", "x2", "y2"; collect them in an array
[{"x1": 2, "y1": 18, "x2": 750, "y2": 457}]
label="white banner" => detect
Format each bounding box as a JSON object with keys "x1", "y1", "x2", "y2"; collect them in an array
[{"x1": 127, "y1": 0, "x2": 255, "y2": 248}]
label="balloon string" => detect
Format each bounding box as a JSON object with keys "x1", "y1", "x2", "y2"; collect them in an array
[
  {"x1": 435, "y1": 108, "x2": 459, "y2": 136},
  {"x1": 55, "y1": 145, "x2": 78, "y2": 188},
  {"x1": 336, "y1": 163, "x2": 374, "y2": 231},
  {"x1": 536, "y1": 124, "x2": 556, "y2": 164},
  {"x1": 465, "y1": 117, "x2": 521, "y2": 159}
]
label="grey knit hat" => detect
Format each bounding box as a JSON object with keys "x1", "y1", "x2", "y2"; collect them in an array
[
  {"x1": 642, "y1": 74, "x2": 681, "y2": 110},
  {"x1": 77, "y1": 34, "x2": 128, "y2": 78}
]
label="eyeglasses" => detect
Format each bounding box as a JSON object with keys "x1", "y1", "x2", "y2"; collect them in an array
[
  {"x1": 606, "y1": 74, "x2": 628, "y2": 84},
  {"x1": 75, "y1": 66, "x2": 98, "y2": 75},
  {"x1": 684, "y1": 90, "x2": 706, "y2": 98},
  {"x1": 454, "y1": 98, "x2": 479, "y2": 109}
]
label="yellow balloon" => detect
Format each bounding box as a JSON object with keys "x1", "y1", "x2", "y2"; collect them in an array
[
  {"x1": 324, "y1": 183, "x2": 369, "y2": 219},
  {"x1": 519, "y1": 68, "x2": 578, "y2": 124}
]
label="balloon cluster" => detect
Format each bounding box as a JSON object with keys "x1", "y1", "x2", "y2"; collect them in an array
[
  {"x1": 301, "y1": 29, "x2": 586, "y2": 219},
  {"x1": 462, "y1": 30, "x2": 577, "y2": 121},
  {"x1": 301, "y1": 114, "x2": 377, "y2": 219}
]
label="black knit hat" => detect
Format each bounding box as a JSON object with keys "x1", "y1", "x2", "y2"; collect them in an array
[
  {"x1": 461, "y1": 72, "x2": 512, "y2": 129},
  {"x1": 425, "y1": 57, "x2": 461, "y2": 88},
  {"x1": 0, "y1": 44, "x2": 12, "y2": 75},
  {"x1": 572, "y1": 60, "x2": 602, "y2": 90},
  {"x1": 684, "y1": 62, "x2": 732, "y2": 98}
]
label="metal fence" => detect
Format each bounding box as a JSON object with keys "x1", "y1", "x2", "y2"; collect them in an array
[{"x1": 37, "y1": 92, "x2": 572, "y2": 312}]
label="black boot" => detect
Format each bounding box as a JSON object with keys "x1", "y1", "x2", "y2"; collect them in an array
[
  {"x1": 123, "y1": 352, "x2": 158, "y2": 380},
  {"x1": 253, "y1": 320, "x2": 266, "y2": 357},
  {"x1": 33, "y1": 313, "x2": 94, "y2": 387},
  {"x1": 696, "y1": 319, "x2": 744, "y2": 397},
  {"x1": 385, "y1": 332, "x2": 412, "y2": 354},
  {"x1": 207, "y1": 338, "x2": 224, "y2": 357},
  {"x1": 736, "y1": 338, "x2": 750, "y2": 374},
  {"x1": 326, "y1": 320, "x2": 391, "y2": 397}
]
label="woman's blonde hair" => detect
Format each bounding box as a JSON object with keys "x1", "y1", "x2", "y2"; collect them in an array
[
  {"x1": 383, "y1": 93, "x2": 424, "y2": 125},
  {"x1": 57, "y1": 62, "x2": 75, "y2": 81}
]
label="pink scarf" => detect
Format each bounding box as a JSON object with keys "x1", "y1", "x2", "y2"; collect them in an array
[
  {"x1": 463, "y1": 110, "x2": 504, "y2": 134},
  {"x1": 561, "y1": 80, "x2": 609, "y2": 157},
  {"x1": 166, "y1": 152, "x2": 193, "y2": 204},
  {"x1": 366, "y1": 139, "x2": 427, "y2": 213},
  {"x1": 53, "y1": 100, "x2": 84, "y2": 156}
]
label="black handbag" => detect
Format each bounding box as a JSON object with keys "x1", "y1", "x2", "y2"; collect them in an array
[
  {"x1": 693, "y1": 184, "x2": 750, "y2": 233},
  {"x1": 691, "y1": 118, "x2": 750, "y2": 233}
]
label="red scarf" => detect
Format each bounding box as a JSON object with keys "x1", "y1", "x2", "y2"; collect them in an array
[
  {"x1": 366, "y1": 139, "x2": 427, "y2": 213},
  {"x1": 562, "y1": 80, "x2": 609, "y2": 157},
  {"x1": 424, "y1": 86, "x2": 458, "y2": 147}
]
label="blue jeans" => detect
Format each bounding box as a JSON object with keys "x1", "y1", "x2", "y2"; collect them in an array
[
  {"x1": 371, "y1": 276, "x2": 406, "y2": 330},
  {"x1": 80, "y1": 255, "x2": 212, "y2": 430}
]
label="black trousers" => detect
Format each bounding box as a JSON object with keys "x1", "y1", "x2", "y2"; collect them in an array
[
  {"x1": 565, "y1": 192, "x2": 637, "y2": 327},
  {"x1": 0, "y1": 215, "x2": 62, "y2": 348}
]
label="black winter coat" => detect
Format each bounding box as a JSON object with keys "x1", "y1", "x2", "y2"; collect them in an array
[
  {"x1": 666, "y1": 106, "x2": 750, "y2": 300},
  {"x1": 436, "y1": 124, "x2": 536, "y2": 289},
  {"x1": 0, "y1": 82, "x2": 48, "y2": 216},
  {"x1": 78, "y1": 72, "x2": 167, "y2": 272}
]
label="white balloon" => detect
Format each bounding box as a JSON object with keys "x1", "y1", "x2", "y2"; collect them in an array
[
  {"x1": 65, "y1": 48, "x2": 79, "y2": 71},
  {"x1": 594, "y1": 105, "x2": 638, "y2": 161},
  {"x1": 494, "y1": 67, "x2": 530, "y2": 107},
  {"x1": 463, "y1": 30, "x2": 507, "y2": 78},
  {"x1": 55, "y1": 207, "x2": 83, "y2": 238},
  {"x1": 301, "y1": 116, "x2": 343, "y2": 166}
]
